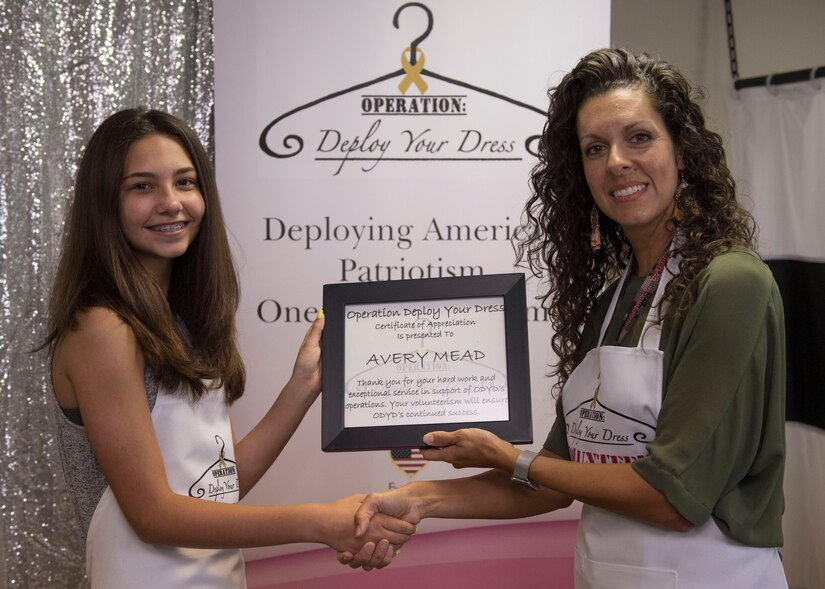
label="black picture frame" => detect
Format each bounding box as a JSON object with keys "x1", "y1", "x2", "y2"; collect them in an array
[{"x1": 322, "y1": 273, "x2": 532, "y2": 451}]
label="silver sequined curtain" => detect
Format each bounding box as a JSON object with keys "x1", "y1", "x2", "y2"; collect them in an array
[{"x1": 0, "y1": 1, "x2": 213, "y2": 586}]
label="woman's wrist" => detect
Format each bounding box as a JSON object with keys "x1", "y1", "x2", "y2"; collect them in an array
[
  {"x1": 483, "y1": 435, "x2": 520, "y2": 472},
  {"x1": 406, "y1": 481, "x2": 444, "y2": 520},
  {"x1": 499, "y1": 443, "x2": 522, "y2": 472}
]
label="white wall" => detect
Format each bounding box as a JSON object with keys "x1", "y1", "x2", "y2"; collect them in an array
[{"x1": 611, "y1": 0, "x2": 825, "y2": 146}]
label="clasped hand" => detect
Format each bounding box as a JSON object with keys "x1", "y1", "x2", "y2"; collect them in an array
[
  {"x1": 338, "y1": 428, "x2": 517, "y2": 569},
  {"x1": 337, "y1": 486, "x2": 422, "y2": 570},
  {"x1": 326, "y1": 494, "x2": 416, "y2": 571}
]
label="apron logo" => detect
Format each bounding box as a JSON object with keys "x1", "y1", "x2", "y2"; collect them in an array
[
  {"x1": 188, "y1": 435, "x2": 240, "y2": 502},
  {"x1": 566, "y1": 398, "x2": 657, "y2": 465},
  {"x1": 579, "y1": 407, "x2": 605, "y2": 422}
]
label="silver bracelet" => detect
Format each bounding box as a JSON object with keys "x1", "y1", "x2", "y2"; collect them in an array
[{"x1": 511, "y1": 449, "x2": 539, "y2": 491}]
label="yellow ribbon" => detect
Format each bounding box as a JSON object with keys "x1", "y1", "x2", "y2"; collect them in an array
[{"x1": 399, "y1": 48, "x2": 428, "y2": 95}]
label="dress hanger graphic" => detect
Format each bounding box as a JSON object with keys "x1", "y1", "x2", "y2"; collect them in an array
[
  {"x1": 259, "y1": 2, "x2": 545, "y2": 159},
  {"x1": 188, "y1": 435, "x2": 239, "y2": 501},
  {"x1": 565, "y1": 398, "x2": 657, "y2": 446}
]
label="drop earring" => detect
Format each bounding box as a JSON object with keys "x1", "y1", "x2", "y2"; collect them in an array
[
  {"x1": 674, "y1": 173, "x2": 688, "y2": 203},
  {"x1": 590, "y1": 204, "x2": 602, "y2": 252}
]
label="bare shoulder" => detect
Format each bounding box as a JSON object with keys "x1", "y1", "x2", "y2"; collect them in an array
[
  {"x1": 53, "y1": 307, "x2": 145, "y2": 407},
  {"x1": 61, "y1": 305, "x2": 136, "y2": 350},
  {"x1": 57, "y1": 307, "x2": 138, "y2": 367},
  {"x1": 72, "y1": 306, "x2": 130, "y2": 339}
]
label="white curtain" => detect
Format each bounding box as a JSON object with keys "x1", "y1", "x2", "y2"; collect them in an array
[
  {"x1": 728, "y1": 80, "x2": 825, "y2": 259},
  {"x1": 728, "y1": 79, "x2": 825, "y2": 589}
]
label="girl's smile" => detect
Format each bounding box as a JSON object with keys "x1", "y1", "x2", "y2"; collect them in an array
[{"x1": 118, "y1": 133, "x2": 205, "y2": 288}]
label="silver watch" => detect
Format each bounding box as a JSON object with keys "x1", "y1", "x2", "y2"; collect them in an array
[{"x1": 511, "y1": 450, "x2": 539, "y2": 491}]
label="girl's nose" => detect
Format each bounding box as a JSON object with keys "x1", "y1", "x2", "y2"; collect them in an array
[{"x1": 156, "y1": 186, "x2": 183, "y2": 213}]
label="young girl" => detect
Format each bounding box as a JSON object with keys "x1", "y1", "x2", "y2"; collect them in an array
[{"x1": 43, "y1": 108, "x2": 413, "y2": 587}]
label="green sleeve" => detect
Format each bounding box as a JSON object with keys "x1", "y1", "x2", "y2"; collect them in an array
[{"x1": 631, "y1": 251, "x2": 786, "y2": 546}]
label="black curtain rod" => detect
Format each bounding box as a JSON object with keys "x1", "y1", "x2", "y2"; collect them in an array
[
  {"x1": 725, "y1": 1, "x2": 823, "y2": 91},
  {"x1": 734, "y1": 66, "x2": 825, "y2": 90}
]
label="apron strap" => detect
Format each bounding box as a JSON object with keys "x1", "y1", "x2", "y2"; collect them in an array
[
  {"x1": 597, "y1": 251, "x2": 682, "y2": 351},
  {"x1": 598, "y1": 261, "x2": 632, "y2": 346}
]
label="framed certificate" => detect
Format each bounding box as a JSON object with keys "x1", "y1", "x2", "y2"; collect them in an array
[{"x1": 321, "y1": 273, "x2": 532, "y2": 451}]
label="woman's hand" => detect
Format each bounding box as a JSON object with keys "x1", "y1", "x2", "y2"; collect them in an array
[
  {"x1": 353, "y1": 487, "x2": 423, "y2": 538},
  {"x1": 338, "y1": 486, "x2": 423, "y2": 569},
  {"x1": 421, "y1": 428, "x2": 520, "y2": 471}
]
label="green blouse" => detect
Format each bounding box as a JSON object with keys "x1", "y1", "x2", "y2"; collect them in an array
[{"x1": 544, "y1": 249, "x2": 786, "y2": 547}]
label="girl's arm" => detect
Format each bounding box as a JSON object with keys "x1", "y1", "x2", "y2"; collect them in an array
[
  {"x1": 53, "y1": 308, "x2": 412, "y2": 551},
  {"x1": 233, "y1": 313, "x2": 324, "y2": 496}
]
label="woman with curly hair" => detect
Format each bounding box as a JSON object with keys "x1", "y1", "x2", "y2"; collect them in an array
[
  {"x1": 343, "y1": 49, "x2": 788, "y2": 587},
  {"x1": 43, "y1": 108, "x2": 413, "y2": 587}
]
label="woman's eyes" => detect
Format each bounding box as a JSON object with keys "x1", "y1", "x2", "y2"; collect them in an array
[{"x1": 583, "y1": 132, "x2": 652, "y2": 156}]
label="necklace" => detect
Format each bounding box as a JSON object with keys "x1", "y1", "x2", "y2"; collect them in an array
[{"x1": 617, "y1": 247, "x2": 672, "y2": 342}]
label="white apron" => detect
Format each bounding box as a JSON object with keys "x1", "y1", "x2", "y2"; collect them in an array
[
  {"x1": 86, "y1": 386, "x2": 246, "y2": 588},
  {"x1": 563, "y1": 255, "x2": 787, "y2": 589}
]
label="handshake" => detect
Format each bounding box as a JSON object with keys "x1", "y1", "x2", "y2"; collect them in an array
[
  {"x1": 327, "y1": 485, "x2": 422, "y2": 571},
  {"x1": 323, "y1": 427, "x2": 522, "y2": 570}
]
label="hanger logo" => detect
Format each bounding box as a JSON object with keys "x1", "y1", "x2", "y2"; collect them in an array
[
  {"x1": 188, "y1": 435, "x2": 240, "y2": 503},
  {"x1": 258, "y1": 2, "x2": 543, "y2": 175}
]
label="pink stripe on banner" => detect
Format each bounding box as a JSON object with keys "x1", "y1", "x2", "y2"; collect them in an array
[{"x1": 245, "y1": 519, "x2": 579, "y2": 589}]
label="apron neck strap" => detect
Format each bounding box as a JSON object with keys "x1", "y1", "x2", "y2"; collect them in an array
[
  {"x1": 597, "y1": 245, "x2": 681, "y2": 349},
  {"x1": 598, "y1": 260, "x2": 633, "y2": 346}
]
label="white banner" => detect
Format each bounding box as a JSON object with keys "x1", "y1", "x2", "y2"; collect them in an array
[{"x1": 215, "y1": 0, "x2": 609, "y2": 560}]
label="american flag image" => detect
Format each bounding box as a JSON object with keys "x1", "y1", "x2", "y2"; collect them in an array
[{"x1": 390, "y1": 448, "x2": 427, "y2": 477}]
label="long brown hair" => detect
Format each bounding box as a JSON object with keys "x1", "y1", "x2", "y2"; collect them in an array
[
  {"x1": 43, "y1": 108, "x2": 245, "y2": 403},
  {"x1": 517, "y1": 48, "x2": 756, "y2": 396}
]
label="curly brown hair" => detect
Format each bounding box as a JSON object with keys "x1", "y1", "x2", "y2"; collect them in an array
[{"x1": 517, "y1": 48, "x2": 756, "y2": 396}]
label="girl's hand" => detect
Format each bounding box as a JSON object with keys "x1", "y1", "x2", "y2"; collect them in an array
[{"x1": 288, "y1": 310, "x2": 324, "y2": 400}]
